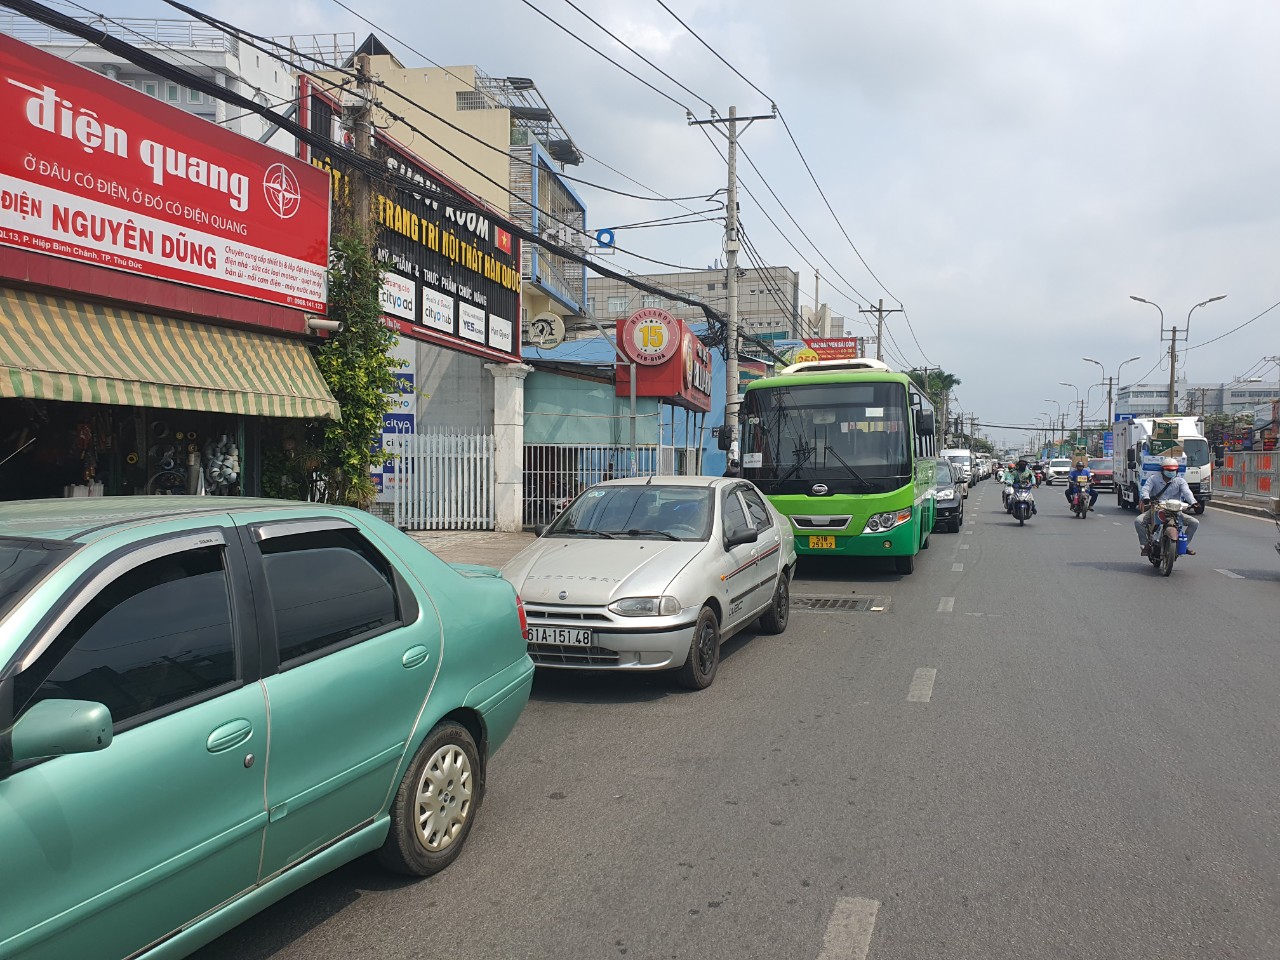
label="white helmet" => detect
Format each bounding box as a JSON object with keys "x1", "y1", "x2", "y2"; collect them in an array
[{"x1": 1161, "y1": 457, "x2": 1178, "y2": 469}]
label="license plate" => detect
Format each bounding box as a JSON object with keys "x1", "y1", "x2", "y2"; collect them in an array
[
  {"x1": 808, "y1": 535, "x2": 837, "y2": 549},
  {"x1": 528, "y1": 626, "x2": 593, "y2": 646}
]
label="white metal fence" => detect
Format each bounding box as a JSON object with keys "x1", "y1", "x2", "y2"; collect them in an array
[
  {"x1": 1215, "y1": 451, "x2": 1280, "y2": 500},
  {"x1": 522, "y1": 443, "x2": 666, "y2": 528},
  {"x1": 392, "y1": 430, "x2": 496, "y2": 530}
]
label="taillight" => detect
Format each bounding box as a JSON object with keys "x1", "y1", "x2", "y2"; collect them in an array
[{"x1": 515, "y1": 595, "x2": 529, "y2": 641}]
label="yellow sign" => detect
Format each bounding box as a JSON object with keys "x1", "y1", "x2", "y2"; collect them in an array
[{"x1": 808, "y1": 536, "x2": 837, "y2": 549}]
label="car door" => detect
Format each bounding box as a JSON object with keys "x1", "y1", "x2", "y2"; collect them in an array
[
  {"x1": 738, "y1": 485, "x2": 784, "y2": 616},
  {"x1": 0, "y1": 529, "x2": 267, "y2": 960},
  {"x1": 718, "y1": 487, "x2": 762, "y2": 630},
  {"x1": 243, "y1": 516, "x2": 443, "y2": 880}
]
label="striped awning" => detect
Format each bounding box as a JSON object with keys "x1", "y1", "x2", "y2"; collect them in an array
[{"x1": 0, "y1": 288, "x2": 340, "y2": 420}]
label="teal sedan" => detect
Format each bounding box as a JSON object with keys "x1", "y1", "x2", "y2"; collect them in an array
[{"x1": 0, "y1": 498, "x2": 534, "y2": 960}]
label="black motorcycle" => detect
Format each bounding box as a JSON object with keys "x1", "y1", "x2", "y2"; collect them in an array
[{"x1": 1145, "y1": 498, "x2": 1189, "y2": 577}]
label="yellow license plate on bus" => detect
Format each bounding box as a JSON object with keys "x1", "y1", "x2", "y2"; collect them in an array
[{"x1": 808, "y1": 536, "x2": 837, "y2": 549}]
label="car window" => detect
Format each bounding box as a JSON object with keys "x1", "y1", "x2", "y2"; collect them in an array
[
  {"x1": 934, "y1": 461, "x2": 953, "y2": 483},
  {"x1": 0, "y1": 537, "x2": 78, "y2": 623},
  {"x1": 13, "y1": 546, "x2": 236, "y2": 725},
  {"x1": 722, "y1": 492, "x2": 751, "y2": 541},
  {"x1": 258, "y1": 528, "x2": 400, "y2": 667},
  {"x1": 739, "y1": 486, "x2": 774, "y2": 530}
]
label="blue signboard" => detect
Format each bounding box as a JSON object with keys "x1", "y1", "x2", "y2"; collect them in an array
[
  {"x1": 1103, "y1": 431, "x2": 1114, "y2": 457},
  {"x1": 1114, "y1": 413, "x2": 1134, "y2": 422}
]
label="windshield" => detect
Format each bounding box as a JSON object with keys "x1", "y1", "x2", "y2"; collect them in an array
[
  {"x1": 1051, "y1": 459, "x2": 1071, "y2": 469},
  {"x1": 1183, "y1": 438, "x2": 1210, "y2": 468},
  {"x1": 740, "y1": 380, "x2": 912, "y2": 493},
  {"x1": 0, "y1": 537, "x2": 78, "y2": 623},
  {"x1": 547, "y1": 485, "x2": 713, "y2": 541},
  {"x1": 1088, "y1": 459, "x2": 1112, "y2": 471},
  {"x1": 934, "y1": 461, "x2": 954, "y2": 484}
]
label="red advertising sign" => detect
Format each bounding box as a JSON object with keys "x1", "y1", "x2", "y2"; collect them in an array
[
  {"x1": 615, "y1": 315, "x2": 712, "y2": 412},
  {"x1": 803, "y1": 337, "x2": 863, "y2": 359},
  {"x1": 0, "y1": 34, "x2": 330, "y2": 311}
]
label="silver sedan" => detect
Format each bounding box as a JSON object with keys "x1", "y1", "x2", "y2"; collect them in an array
[{"x1": 501, "y1": 476, "x2": 797, "y2": 690}]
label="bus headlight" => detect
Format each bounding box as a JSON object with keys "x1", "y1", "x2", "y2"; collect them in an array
[{"x1": 863, "y1": 508, "x2": 912, "y2": 534}]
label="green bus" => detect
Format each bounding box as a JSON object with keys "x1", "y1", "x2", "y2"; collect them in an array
[{"x1": 738, "y1": 358, "x2": 938, "y2": 574}]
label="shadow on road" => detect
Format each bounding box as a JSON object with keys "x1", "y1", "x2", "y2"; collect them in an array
[{"x1": 795, "y1": 556, "x2": 908, "y2": 585}]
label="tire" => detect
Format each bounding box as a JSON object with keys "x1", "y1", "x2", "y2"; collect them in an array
[
  {"x1": 377, "y1": 722, "x2": 482, "y2": 877},
  {"x1": 758, "y1": 571, "x2": 791, "y2": 634},
  {"x1": 951, "y1": 518, "x2": 962, "y2": 533},
  {"x1": 1160, "y1": 536, "x2": 1177, "y2": 577},
  {"x1": 676, "y1": 606, "x2": 721, "y2": 689},
  {"x1": 894, "y1": 553, "x2": 915, "y2": 575}
]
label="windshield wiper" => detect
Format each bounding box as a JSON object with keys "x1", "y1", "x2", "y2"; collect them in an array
[
  {"x1": 623, "y1": 528, "x2": 680, "y2": 541},
  {"x1": 776, "y1": 442, "x2": 814, "y2": 482},
  {"x1": 556, "y1": 528, "x2": 616, "y2": 539},
  {"x1": 823, "y1": 444, "x2": 875, "y2": 489}
]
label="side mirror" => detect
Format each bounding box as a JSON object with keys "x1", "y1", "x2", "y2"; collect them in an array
[
  {"x1": 717, "y1": 426, "x2": 735, "y2": 452},
  {"x1": 725, "y1": 526, "x2": 759, "y2": 549},
  {"x1": 8, "y1": 699, "x2": 112, "y2": 763},
  {"x1": 1126, "y1": 452, "x2": 1137, "y2": 468},
  {"x1": 916, "y1": 410, "x2": 935, "y2": 436},
  {"x1": 533, "y1": 524, "x2": 547, "y2": 537}
]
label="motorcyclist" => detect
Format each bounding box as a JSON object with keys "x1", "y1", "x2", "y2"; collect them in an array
[
  {"x1": 1065, "y1": 459, "x2": 1099, "y2": 511},
  {"x1": 1135, "y1": 456, "x2": 1200, "y2": 556},
  {"x1": 1007, "y1": 458, "x2": 1039, "y2": 514}
]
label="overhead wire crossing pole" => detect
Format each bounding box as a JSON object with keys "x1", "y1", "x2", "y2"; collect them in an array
[
  {"x1": 690, "y1": 105, "x2": 776, "y2": 454},
  {"x1": 859, "y1": 299, "x2": 903, "y2": 363}
]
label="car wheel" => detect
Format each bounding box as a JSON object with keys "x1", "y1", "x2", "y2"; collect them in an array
[
  {"x1": 676, "y1": 606, "x2": 721, "y2": 689},
  {"x1": 759, "y1": 571, "x2": 791, "y2": 635},
  {"x1": 377, "y1": 721, "x2": 481, "y2": 877}
]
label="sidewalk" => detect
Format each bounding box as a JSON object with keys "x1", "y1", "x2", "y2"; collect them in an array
[
  {"x1": 408, "y1": 529, "x2": 537, "y2": 569},
  {"x1": 1207, "y1": 495, "x2": 1278, "y2": 520}
]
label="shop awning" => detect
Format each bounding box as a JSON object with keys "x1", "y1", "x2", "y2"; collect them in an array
[{"x1": 0, "y1": 288, "x2": 340, "y2": 420}]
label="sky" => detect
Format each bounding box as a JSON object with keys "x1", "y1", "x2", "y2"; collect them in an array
[{"x1": 54, "y1": 0, "x2": 1280, "y2": 447}]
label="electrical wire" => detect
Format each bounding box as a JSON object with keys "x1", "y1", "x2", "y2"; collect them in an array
[{"x1": 1185, "y1": 299, "x2": 1280, "y2": 352}]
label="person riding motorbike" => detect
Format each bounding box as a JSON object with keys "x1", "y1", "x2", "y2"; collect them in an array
[
  {"x1": 1007, "y1": 458, "x2": 1039, "y2": 514},
  {"x1": 1065, "y1": 460, "x2": 1099, "y2": 511},
  {"x1": 1134, "y1": 456, "x2": 1200, "y2": 556}
]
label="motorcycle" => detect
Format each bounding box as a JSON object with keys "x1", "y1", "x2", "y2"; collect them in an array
[
  {"x1": 1002, "y1": 482, "x2": 1014, "y2": 511},
  {"x1": 1010, "y1": 484, "x2": 1035, "y2": 525},
  {"x1": 1145, "y1": 498, "x2": 1189, "y2": 577},
  {"x1": 1069, "y1": 479, "x2": 1095, "y2": 518}
]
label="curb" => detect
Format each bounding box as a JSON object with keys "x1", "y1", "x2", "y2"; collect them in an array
[{"x1": 1207, "y1": 498, "x2": 1276, "y2": 520}]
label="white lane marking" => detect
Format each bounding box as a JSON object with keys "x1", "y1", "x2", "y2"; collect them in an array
[
  {"x1": 964, "y1": 529, "x2": 974, "y2": 535},
  {"x1": 937, "y1": 596, "x2": 955, "y2": 613},
  {"x1": 907, "y1": 668, "x2": 937, "y2": 702},
  {"x1": 1215, "y1": 569, "x2": 1245, "y2": 579},
  {"x1": 817, "y1": 897, "x2": 881, "y2": 960},
  {"x1": 952, "y1": 562, "x2": 964, "y2": 572},
  {"x1": 960, "y1": 543, "x2": 970, "y2": 549}
]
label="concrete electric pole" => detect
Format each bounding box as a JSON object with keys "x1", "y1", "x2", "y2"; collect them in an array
[
  {"x1": 690, "y1": 106, "x2": 776, "y2": 451},
  {"x1": 859, "y1": 299, "x2": 904, "y2": 363}
]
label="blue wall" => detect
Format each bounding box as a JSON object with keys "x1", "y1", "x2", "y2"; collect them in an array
[{"x1": 524, "y1": 325, "x2": 731, "y2": 475}]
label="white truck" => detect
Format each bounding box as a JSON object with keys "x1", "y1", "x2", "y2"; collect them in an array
[{"x1": 1114, "y1": 416, "x2": 1212, "y2": 515}]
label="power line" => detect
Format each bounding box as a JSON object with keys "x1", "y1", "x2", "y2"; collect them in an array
[{"x1": 1185, "y1": 299, "x2": 1280, "y2": 352}]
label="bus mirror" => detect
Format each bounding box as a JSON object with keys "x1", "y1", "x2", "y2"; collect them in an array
[
  {"x1": 717, "y1": 427, "x2": 735, "y2": 451},
  {"x1": 916, "y1": 410, "x2": 935, "y2": 436}
]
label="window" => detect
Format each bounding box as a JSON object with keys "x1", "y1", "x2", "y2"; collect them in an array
[
  {"x1": 143, "y1": 80, "x2": 158, "y2": 97},
  {"x1": 606, "y1": 295, "x2": 629, "y2": 315},
  {"x1": 707, "y1": 283, "x2": 716, "y2": 292},
  {"x1": 740, "y1": 487, "x2": 774, "y2": 531},
  {"x1": 641, "y1": 295, "x2": 661, "y2": 308},
  {"x1": 456, "y1": 90, "x2": 488, "y2": 111},
  {"x1": 14, "y1": 547, "x2": 236, "y2": 725},
  {"x1": 186, "y1": 88, "x2": 202, "y2": 104},
  {"x1": 166, "y1": 84, "x2": 180, "y2": 102},
  {"x1": 722, "y1": 493, "x2": 750, "y2": 541},
  {"x1": 586, "y1": 297, "x2": 595, "y2": 316},
  {"x1": 259, "y1": 528, "x2": 399, "y2": 665}
]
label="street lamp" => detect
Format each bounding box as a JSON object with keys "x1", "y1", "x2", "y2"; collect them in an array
[
  {"x1": 1132, "y1": 294, "x2": 1226, "y2": 414},
  {"x1": 1082, "y1": 355, "x2": 1142, "y2": 424},
  {"x1": 1042, "y1": 398, "x2": 1062, "y2": 447}
]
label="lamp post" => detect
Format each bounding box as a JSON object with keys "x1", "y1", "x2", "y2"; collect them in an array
[
  {"x1": 1131, "y1": 294, "x2": 1226, "y2": 414},
  {"x1": 1058, "y1": 381, "x2": 1083, "y2": 443},
  {"x1": 1042, "y1": 399, "x2": 1062, "y2": 449},
  {"x1": 1082, "y1": 355, "x2": 1142, "y2": 424}
]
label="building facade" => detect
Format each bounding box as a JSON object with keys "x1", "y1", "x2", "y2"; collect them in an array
[{"x1": 1116, "y1": 379, "x2": 1280, "y2": 418}]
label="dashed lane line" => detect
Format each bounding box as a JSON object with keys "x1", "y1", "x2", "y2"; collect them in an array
[
  {"x1": 907, "y1": 668, "x2": 937, "y2": 703},
  {"x1": 937, "y1": 596, "x2": 955, "y2": 613},
  {"x1": 960, "y1": 543, "x2": 970, "y2": 549},
  {"x1": 816, "y1": 897, "x2": 881, "y2": 960},
  {"x1": 1215, "y1": 569, "x2": 1245, "y2": 579},
  {"x1": 952, "y1": 563, "x2": 964, "y2": 572}
]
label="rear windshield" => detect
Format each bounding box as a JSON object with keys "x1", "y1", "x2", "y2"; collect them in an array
[
  {"x1": 1088, "y1": 460, "x2": 1112, "y2": 471},
  {"x1": 0, "y1": 537, "x2": 78, "y2": 623}
]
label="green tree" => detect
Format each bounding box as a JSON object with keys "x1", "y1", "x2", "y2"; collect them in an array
[{"x1": 313, "y1": 228, "x2": 397, "y2": 507}]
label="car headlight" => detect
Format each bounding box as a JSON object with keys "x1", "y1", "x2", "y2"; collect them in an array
[
  {"x1": 608, "y1": 596, "x2": 682, "y2": 617},
  {"x1": 863, "y1": 507, "x2": 913, "y2": 533},
  {"x1": 937, "y1": 488, "x2": 956, "y2": 500}
]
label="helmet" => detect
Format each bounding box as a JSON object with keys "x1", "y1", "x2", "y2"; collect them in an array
[
  {"x1": 1016, "y1": 458, "x2": 1028, "y2": 469},
  {"x1": 1161, "y1": 456, "x2": 1178, "y2": 478}
]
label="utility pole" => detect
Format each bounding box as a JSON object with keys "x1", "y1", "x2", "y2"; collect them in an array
[
  {"x1": 1166, "y1": 326, "x2": 1180, "y2": 416},
  {"x1": 690, "y1": 106, "x2": 775, "y2": 452},
  {"x1": 859, "y1": 299, "x2": 904, "y2": 363},
  {"x1": 969, "y1": 414, "x2": 979, "y2": 445},
  {"x1": 350, "y1": 53, "x2": 375, "y2": 231},
  {"x1": 1104, "y1": 376, "x2": 1114, "y2": 425}
]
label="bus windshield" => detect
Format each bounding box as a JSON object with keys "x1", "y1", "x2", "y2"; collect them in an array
[{"x1": 740, "y1": 381, "x2": 912, "y2": 493}]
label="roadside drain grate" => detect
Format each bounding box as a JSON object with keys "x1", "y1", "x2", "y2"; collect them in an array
[{"x1": 792, "y1": 596, "x2": 888, "y2": 612}]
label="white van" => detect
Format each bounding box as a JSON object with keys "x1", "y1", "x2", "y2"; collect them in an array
[{"x1": 940, "y1": 448, "x2": 974, "y2": 498}]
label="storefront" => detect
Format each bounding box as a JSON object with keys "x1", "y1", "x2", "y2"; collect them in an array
[{"x1": 0, "y1": 35, "x2": 337, "y2": 502}]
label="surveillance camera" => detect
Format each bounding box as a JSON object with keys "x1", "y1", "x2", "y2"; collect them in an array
[{"x1": 305, "y1": 316, "x2": 343, "y2": 333}]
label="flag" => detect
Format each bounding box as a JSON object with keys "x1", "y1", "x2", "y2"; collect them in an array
[{"x1": 495, "y1": 227, "x2": 513, "y2": 255}]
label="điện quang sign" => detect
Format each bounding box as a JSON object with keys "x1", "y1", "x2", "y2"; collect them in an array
[
  {"x1": 0, "y1": 34, "x2": 330, "y2": 311},
  {"x1": 300, "y1": 79, "x2": 522, "y2": 363}
]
